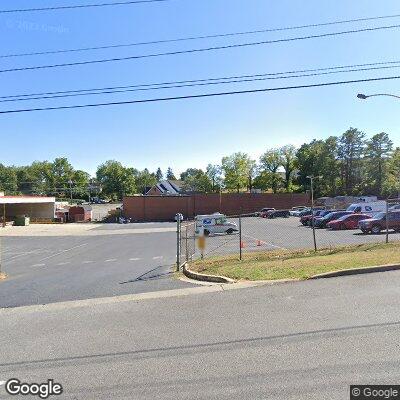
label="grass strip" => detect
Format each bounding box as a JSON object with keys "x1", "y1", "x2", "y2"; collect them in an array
[{"x1": 190, "y1": 242, "x2": 400, "y2": 281}]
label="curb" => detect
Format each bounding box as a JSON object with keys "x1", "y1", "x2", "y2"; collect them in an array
[
  {"x1": 309, "y1": 263, "x2": 400, "y2": 279},
  {"x1": 183, "y1": 263, "x2": 235, "y2": 284}
]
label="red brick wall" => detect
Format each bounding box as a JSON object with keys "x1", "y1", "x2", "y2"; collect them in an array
[{"x1": 123, "y1": 193, "x2": 310, "y2": 221}]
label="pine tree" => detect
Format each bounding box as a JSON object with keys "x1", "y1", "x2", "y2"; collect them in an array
[
  {"x1": 166, "y1": 167, "x2": 176, "y2": 180},
  {"x1": 155, "y1": 167, "x2": 163, "y2": 181}
]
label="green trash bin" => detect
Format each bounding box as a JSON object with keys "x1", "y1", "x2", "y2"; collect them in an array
[{"x1": 14, "y1": 215, "x2": 30, "y2": 226}]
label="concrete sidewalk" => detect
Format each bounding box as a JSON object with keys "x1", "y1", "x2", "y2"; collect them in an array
[{"x1": 1, "y1": 270, "x2": 400, "y2": 399}]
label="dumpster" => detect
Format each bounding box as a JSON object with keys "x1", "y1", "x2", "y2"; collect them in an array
[{"x1": 14, "y1": 215, "x2": 30, "y2": 226}]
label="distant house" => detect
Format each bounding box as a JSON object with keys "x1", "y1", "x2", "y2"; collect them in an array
[{"x1": 146, "y1": 180, "x2": 184, "y2": 196}]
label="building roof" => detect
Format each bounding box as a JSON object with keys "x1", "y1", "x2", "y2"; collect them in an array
[
  {"x1": 147, "y1": 180, "x2": 183, "y2": 195},
  {"x1": 0, "y1": 195, "x2": 56, "y2": 204}
]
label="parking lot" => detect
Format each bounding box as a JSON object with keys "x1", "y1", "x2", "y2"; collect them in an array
[
  {"x1": 201, "y1": 215, "x2": 398, "y2": 257},
  {"x1": 0, "y1": 223, "x2": 194, "y2": 308},
  {"x1": 2, "y1": 216, "x2": 397, "y2": 308}
]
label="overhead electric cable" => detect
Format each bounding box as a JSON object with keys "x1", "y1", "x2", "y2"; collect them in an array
[
  {"x1": 0, "y1": 0, "x2": 170, "y2": 14},
  {"x1": 3, "y1": 64, "x2": 400, "y2": 103},
  {"x1": 2, "y1": 13, "x2": 400, "y2": 58},
  {"x1": 1, "y1": 24, "x2": 399, "y2": 74},
  {"x1": 0, "y1": 75, "x2": 399, "y2": 114},
  {"x1": 3, "y1": 60, "x2": 400, "y2": 100}
]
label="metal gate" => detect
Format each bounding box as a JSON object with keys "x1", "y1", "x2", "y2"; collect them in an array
[{"x1": 176, "y1": 216, "x2": 196, "y2": 270}]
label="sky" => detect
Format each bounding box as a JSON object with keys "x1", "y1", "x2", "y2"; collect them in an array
[{"x1": 3, "y1": 0, "x2": 400, "y2": 177}]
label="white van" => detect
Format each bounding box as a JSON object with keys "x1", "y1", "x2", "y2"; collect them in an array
[
  {"x1": 195, "y1": 213, "x2": 238, "y2": 236},
  {"x1": 346, "y1": 201, "x2": 386, "y2": 215}
]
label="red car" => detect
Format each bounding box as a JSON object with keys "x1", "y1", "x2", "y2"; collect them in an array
[{"x1": 327, "y1": 213, "x2": 371, "y2": 230}]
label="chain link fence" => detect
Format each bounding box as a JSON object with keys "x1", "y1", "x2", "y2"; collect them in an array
[
  {"x1": 177, "y1": 219, "x2": 196, "y2": 269},
  {"x1": 177, "y1": 200, "x2": 400, "y2": 265}
]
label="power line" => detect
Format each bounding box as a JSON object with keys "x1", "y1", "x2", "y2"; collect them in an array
[
  {"x1": 2, "y1": 13, "x2": 400, "y2": 58},
  {"x1": 1, "y1": 24, "x2": 399, "y2": 74},
  {"x1": 0, "y1": 0, "x2": 170, "y2": 14},
  {"x1": 4, "y1": 60, "x2": 400, "y2": 100},
  {"x1": 1, "y1": 75, "x2": 399, "y2": 115},
  {"x1": 3, "y1": 63, "x2": 400, "y2": 103}
]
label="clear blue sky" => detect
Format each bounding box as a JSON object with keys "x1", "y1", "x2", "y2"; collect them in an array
[{"x1": 3, "y1": 0, "x2": 400, "y2": 176}]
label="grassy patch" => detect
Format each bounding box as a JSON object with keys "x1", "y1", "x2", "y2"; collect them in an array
[{"x1": 190, "y1": 242, "x2": 400, "y2": 281}]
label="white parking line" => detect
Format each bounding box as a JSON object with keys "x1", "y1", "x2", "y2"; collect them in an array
[
  {"x1": 129, "y1": 258, "x2": 141, "y2": 261},
  {"x1": 32, "y1": 263, "x2": 45, "y2": 267},
  {"x1": 82, "y1": 261, "x2": 94, "y2": 264},
  {"x1": 153, "y1": 256, "x2": 163, "y2": 260},
  {"x1": 56, "y1": 262, "x2": 70, "y2": 266},
  {"x1": 104, "y1": 259, "x2": 117, "y2": 263},
  {"x1": 39, "y1": 243, "x2": 88, "y2": 262}
]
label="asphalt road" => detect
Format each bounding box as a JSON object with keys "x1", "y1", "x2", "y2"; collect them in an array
[
  {"x1": 1, "y1": 271, "x2": 400, "y2": 399},
  {"x1": 0, "y1": 226, "x2": 193, "y2": 308}
]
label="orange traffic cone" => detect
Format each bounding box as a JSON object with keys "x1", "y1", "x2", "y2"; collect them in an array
[
  {"x1": 240, "y1": 241, "x2": 246, "y2": 248},
  {"x1": 256, "y1": 240, "x2": 262, "y2": 247}
]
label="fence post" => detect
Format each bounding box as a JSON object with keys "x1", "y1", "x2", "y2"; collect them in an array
[
  {"x1": 239, "y1": 213, "x2": 242, "y2": 261},
  {"x1": 386, "y1": 199, "x2": 389, "y2": 244},
  {"x1": 176, "y1": 214, "x2": 181, "y2": 271},
  {"x1": 185, "y1": 223, "x2": 189, "y2": 262}
]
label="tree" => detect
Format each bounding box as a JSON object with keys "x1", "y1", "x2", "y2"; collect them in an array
[
  {"x1": 364, "y1": 132, "x2": 393, "y2": 195},
  {"x1": 155, "y1": 167, "x2": 163, "y2": 181},
  {"x1": 253, "y1": 171, "x2": 274, "y2": 191},
  {"x1": 259, "y1": 149, "x2": 283, "y2": 193},
  {"x1": 0, "y1": 164, "x2": 18, "y2": 193},
  {"x1": 72, "y1": 170, "x2": 90, "y2": 198},
  {"x1": 166, "y1": 167, "x2": 176, "y2": 180},
  {"x1": 206, "y1": 164, "x2": 222, "y2": 192},
  {"x1": 180, "y1": 168, "x2": 212, "y2": 192},
  {"x1": 383, "y1": 147, "x2": 400, "y2": 197},
  {"x1": 135, "y1": 168, "x2": 157, "y2": 194},
  {"x1": 338, "y1": 128, "x2": 365, "y2": 194},
  {"x1": 96, "y1": 160, "x2": 136, "y2": 200},
  {"x1": 279, "y1": 145, "x2": 297, "y2": 191},
  {"x1": 296, "y1": 138, "x2": 339, "y2": 197},
  {"x1": 221, "y1": 152, "x2": 254, "y2": 193},
  {"x1": 50, "y1": 157, "x2": 75, "y2": 197},
  {"x1": 25, "y1": 161, "x2": 53, "y2": 195}
]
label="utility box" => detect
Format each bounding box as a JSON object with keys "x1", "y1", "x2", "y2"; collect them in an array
[{"x1": 14, "y1": 215, "x2": 30, "y2": 226}]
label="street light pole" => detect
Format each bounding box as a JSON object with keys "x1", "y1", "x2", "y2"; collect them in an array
[
  {"x1": 357, "y1": 91, "x2": 400, "y2": 202},
  {"x1": 307, "y1": 175, "x2": 322, "y2": 252},
  {"x1": 68, "y1": 180, "x2": 73, "y2": 203},
  {"x1": 357, "y1": 93, "x2": 400, "y2": 100}
]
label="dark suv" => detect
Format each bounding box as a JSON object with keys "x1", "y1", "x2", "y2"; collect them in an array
[{"x1": 358, "y1": 211, "x2": 400, "y2": 234}]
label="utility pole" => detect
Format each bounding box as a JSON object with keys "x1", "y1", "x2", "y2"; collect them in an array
[
  {"x1": 307, "y1": 175, "x2": 322, "y2": 252},
  {"x1": 68, "y1": 180, "x2": 73, "y2": 203}
]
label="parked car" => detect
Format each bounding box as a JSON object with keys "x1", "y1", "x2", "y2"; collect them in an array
[
  {"x1": 300, "y1": 209, "x2": 326, "y2": 226},
  {"x1": 195, "y1": 213, "x2": 238, "y2": 236},
  {"x1": 289, "y1": 206, "x2": 308, "y2": 217},
  {"x1": 327, "y1": 213, "x2": 371, "y2": 230},
  {"x1": 298, "y1": 207, "x2": 324, "y2": 217},
  {"x1": 314, "y1": 210, "x2": 353, "y2": 228},
  {"x1": 259, "y1": 208, "x2": 276, "y2": 218},
  {"x1": 264, "y1": 209, "x2": 290, "y2": 219},
  {"x1": 306, "y1": 210, "x2": 333, "y2": 226},
  {"x1": 358, "y1": 211, "x2": 400, "y2": 234}
]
